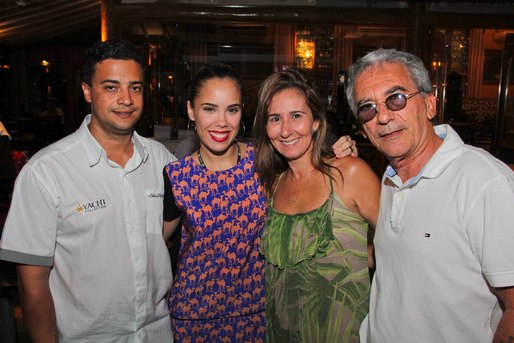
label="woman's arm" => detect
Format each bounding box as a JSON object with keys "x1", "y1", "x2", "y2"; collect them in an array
[
  {"x1": 332, "y1": 157, "x2": 380, "y2": 227},
  {"x1": 163, "y1": 217, "x2": 181, "y2": 241},
  {"x1": 331, "y1": 157, "x2": 381, "y2": 268},
  {"x1": 162, "y1": 168, "x2": 181, "y2": 241}
]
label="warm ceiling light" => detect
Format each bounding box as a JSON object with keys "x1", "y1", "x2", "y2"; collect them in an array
[
  {"x1": 296, "y1": 38, "x2": 315, "y2": 70},
  {"x1": 41, "y1": 60, "x2": 50, "y2": 66}
]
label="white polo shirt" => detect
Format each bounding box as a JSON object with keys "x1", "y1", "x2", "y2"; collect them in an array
[
  {"x1": 0, "y1": 115, "x2": 176, "y2": 342},
  {"x1": 363, "y1": 124, "x2": 514, "y2": 343}
]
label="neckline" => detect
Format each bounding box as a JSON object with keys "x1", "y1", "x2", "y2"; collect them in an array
[
  {"x1": 270, "y1": 168, "x2": 334, "y2": 216},
  {"x1": 197, "y1": 142, "x2": 241, "y2": 170}
]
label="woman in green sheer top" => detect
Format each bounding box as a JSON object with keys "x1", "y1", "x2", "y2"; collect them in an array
[{"x1": 253, "y1": 68, "x2": 381, "y2": 343}]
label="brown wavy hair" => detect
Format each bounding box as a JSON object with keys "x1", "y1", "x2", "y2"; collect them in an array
[{"x1": 252, "y1": 68, "x2": 333, "y2": 194}]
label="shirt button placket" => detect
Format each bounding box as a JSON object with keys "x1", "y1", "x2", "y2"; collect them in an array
[{"x1": 122, "y1": 171, "x2": 147, "y2": 329}]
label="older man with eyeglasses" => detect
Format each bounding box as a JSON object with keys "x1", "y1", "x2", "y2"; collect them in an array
[{"x1": 345, "y1": 48, "x2": 514, "y2": 343}]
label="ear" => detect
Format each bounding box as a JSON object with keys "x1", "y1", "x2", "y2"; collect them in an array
[
  {"x1": 81, "y1": 82, "x2": 92, "y2": 103},
  {"x1": 186, "y1": 100, "x2": 195, "y2": 121},
  {"x1": 313, "y1": 119, "x2": 320, "y2": 133},
  {"x1": 424, "y1": 93, "x2": 437, "y2": 121}
]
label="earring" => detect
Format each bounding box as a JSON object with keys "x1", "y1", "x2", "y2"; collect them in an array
[
  {"x1": 187, "y1": 120, "x2": 196, "y2": 132},
  {"x1": 237, "y1": 121, "x2": 246, "y2": 139}
]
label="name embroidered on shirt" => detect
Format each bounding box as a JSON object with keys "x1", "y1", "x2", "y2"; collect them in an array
[
  {"x1": 148, "y1": 192, "x2": 164, "y2": 198},
  {"x1": 75, "y1": 199, "x2": 107, "y2": 214}
]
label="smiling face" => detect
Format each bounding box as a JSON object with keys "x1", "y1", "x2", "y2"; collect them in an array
[
  {"x1": 82, "y1": 59, "x2": 144, "y2": 139},
  {"x1": 187, "y1": 77, "x2": 242, "y2": 156},
  {"x1": 266, "y1": 88, "x2": 319, "y2": 163},
  {"x1": 354, "y1": 62, "x2": 437, "y2": 166}
]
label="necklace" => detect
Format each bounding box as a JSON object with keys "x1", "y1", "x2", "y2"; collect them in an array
[{"x1": 197, "y1": 142, "x2": 241, "y2": 169}]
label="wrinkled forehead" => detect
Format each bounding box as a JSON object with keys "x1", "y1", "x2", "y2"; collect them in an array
[{"x1": 355, "y1": 62, "x2": 415, "y2": 96}]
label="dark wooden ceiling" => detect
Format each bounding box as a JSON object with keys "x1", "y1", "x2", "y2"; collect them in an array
[
  {"x1": 1, "y1": 0, "x2": 514, "y2": 47},
  {"x1": 0, "y1": 0, "x2": 101, "y2": 46}
]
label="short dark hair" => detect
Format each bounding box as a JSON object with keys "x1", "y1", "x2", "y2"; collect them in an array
[{"x1": 81, "y1": 39, "x2": 144, "y2": 86}]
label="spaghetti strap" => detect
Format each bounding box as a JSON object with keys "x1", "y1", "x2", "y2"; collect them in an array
[
  {"x1": 270, "y1": 172, "x2": 286, "y2": 208},
  {"x1": 261, "y1": 163, "x2": 370, "y2": 343}
]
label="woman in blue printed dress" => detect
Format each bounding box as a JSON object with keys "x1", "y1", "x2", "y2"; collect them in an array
[{"x1": 162, "y1": 63, "x2": 357, "y2": 343}]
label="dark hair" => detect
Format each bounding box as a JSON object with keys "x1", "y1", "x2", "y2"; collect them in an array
[
  {"x1": 253, "y1": 68, "x2": 332, "y2": 193},
  {"x1": 81, "y1": 39, "x2": 144, "y2": 86},
  {"x1": 346, "y1": 48, "x2": 432, "y2": 116},
  {"x1": 189, "y1": 62, "x2": 243, "y2": 107}
]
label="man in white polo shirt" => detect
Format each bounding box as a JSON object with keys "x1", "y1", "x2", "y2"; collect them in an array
[
  {"x1": 0, "y1": 39, "x2": 176, "y2": 342},
  {"x1": 345, "y1": 48, "x2": 514, "y2": 343}
]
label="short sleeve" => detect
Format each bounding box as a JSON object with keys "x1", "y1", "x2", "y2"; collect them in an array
[
  {"x1": 467, "y1": 174, "x2": 514, "y2": 288},
  {"x1": 163, "y1": 168, "x2": 180, "y2": 222},
  {"x1": 0, "y1": 164, "x2": 58, "y2": 266}
]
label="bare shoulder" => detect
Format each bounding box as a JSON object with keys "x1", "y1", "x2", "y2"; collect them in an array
[
  {"x1": 327, "y1": 155, "x2": 381, "y2": 200},
  {"x1": 328, "y1": 155, "x2": 377, "y2": 180},
  {"x1": 327, "y1": 156, "x2": 381, "y2": 224}
]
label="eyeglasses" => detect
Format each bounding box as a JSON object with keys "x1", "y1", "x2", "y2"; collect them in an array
[{"x1": 356, "y1": 91, "x2": 422, "y2": 124}]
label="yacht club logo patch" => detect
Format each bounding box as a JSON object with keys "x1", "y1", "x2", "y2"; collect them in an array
[{"x1": 75, "y1": 199, "x2": 107, "y2": 214}]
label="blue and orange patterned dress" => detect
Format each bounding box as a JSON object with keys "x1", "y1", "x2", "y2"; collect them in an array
[{"x1": 164, "y1": 143, "x2": 266, "y2": 343}]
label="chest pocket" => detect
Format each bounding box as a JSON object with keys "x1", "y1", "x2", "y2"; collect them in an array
[{"x1": 145, "y1": 189, "x2": 164, "y2": 235}]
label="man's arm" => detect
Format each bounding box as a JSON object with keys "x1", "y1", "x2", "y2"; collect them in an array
[
  {"x1": 332, "y1": 135, "x2": 358, "y2": 158},
  {"x1": 493, "y1": 286, "x2": 514, "y2": 343},
  {"x1": 16, "y1": 264, "x2": 58, "y2": 343}
]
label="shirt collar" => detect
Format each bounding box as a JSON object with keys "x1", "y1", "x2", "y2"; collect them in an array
[
  {"x1": 385, "y1": 124, "x2": 464, "y2": 186},
  {"x1": 78, "y1": 114, "x2": 149, "y2": 167}
]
